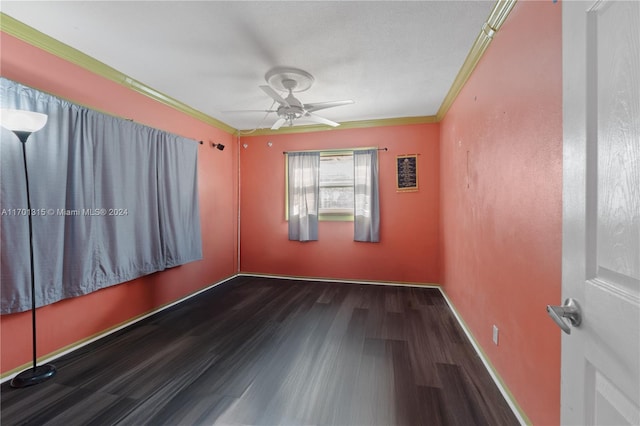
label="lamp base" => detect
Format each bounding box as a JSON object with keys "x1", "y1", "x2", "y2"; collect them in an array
[{"x1": 10, "y1": 364, "x2": 56, "y2": 388}]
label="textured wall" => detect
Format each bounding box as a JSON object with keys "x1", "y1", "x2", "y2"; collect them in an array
[
  {"x1": 239, "y1": 124, "x2": 440, "y2": 284},
  {"x1": 439, "y1": 1, "x2": 563, "y2": 424}
]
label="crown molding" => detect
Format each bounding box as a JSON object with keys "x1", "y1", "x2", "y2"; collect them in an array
[
  {"x1": 241, "y1": 115, "x2": 438, "y2": 137},
  {"x1": 2, "y1": 1, "x2": 516, "y2": 137},
  {"x1": 436, "y1": 0, "x2": 517, "y2": 121},
  {"x1": 0, "y1": 13, "x2": 236, "y2": 135}
]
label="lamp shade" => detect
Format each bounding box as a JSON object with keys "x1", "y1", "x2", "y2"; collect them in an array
[{"x1": 0, "y1": 109, "x2": 48, "y2": 133}]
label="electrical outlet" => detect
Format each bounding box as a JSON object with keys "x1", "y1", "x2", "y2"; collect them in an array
[{"x1": 492, "y1": 325, "x2": 499, "y2": 345}]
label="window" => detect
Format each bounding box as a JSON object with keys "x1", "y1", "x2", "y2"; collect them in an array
[
  {"x1": 286, "y1": 148, "x2": 380, "y2": 242},
  {"x1": 285, "y1": 150, "x2": 355, "y2": 221},
  {"x1": 319, "y1": 153, "x2": 353, "y2": 219}
]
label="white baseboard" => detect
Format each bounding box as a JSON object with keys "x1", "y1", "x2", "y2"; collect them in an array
[
  {"x1": 237, "y1": 272, "x2": 441, "y2": 288},
  {"x1": 438, "y1": 288, "x2": 529, "y2": 426}
]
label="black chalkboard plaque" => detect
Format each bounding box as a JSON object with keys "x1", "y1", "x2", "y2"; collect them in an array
[{"x1": 396, "y1": 154, "x2": 418, "y2": 191}]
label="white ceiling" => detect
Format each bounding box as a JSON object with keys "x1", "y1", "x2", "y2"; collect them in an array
[{"x1": 1, "y1": 1, "x2": 496, "y2": 131}]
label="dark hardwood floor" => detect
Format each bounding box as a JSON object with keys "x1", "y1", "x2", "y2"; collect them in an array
[{"x1": 1, "y1": 276, "x2": 519, "y2": 425}]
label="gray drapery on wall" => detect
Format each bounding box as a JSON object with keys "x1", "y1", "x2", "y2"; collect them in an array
[
  {"x1": 288, "y1": 152, "x2": 320, "y2": 241},
  {"x1": 354, "y1": 149, "x2": 380, "y2": 242},
  {"x1": 0, "y1": 78, "x2": 202, "y2": 314}
]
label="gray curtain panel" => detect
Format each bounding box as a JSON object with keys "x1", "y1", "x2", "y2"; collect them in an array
[
  {"x1": 0, "y1": 78, "x2": 202, "y2": 314},
  {"x1": 157, "y1": 133, "x2": 202, "y2": 267},
  {"x1": 288, "y1": 152, "x2": 320, "y2": 241},
  {"x1": 354, "y1": 149, "x2": 380, "y2": 242}
]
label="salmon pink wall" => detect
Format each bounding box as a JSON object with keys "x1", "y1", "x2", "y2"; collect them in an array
[
  {"x1": 0, "y1": 33, "x2": 238, "y2": 375},
  {"x1": 240, "y1": 124, "x2": 439, "y2": 284},
  {"x1": 439, "y1": 1, "x2": 562, "y2": 425}
]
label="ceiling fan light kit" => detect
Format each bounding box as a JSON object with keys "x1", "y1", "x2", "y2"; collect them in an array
[{"x1": 242, "y1": 67, "x2": 354, "y2": 130}]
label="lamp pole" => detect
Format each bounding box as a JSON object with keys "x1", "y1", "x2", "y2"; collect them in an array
[{"x1": 1, "y1": 109, "x2": 57, "y2": 388}]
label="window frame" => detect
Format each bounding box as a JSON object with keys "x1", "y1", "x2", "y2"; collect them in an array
[{"x1": 285, "y1": 147, "x2": 376, "y2": 222}]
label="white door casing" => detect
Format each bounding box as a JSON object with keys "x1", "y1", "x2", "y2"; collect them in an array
[{"x1": 561, "y1": 1, "x2": 640, "y2": 425}]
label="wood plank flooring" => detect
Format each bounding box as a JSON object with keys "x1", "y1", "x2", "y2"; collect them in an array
[{"x1": 1, "y1": 276, "x2": 519, "y2": 425}]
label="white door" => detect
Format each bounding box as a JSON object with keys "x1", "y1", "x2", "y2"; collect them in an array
[{"x1": 559, "y1": 0, "x2": 640, "y2": 424}]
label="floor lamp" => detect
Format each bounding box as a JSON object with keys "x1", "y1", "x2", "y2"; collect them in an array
[{"x1": 1, "y1": 109, "x2": 57, "y2": 388}]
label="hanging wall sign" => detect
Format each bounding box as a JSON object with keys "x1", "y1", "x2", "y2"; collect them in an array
[{"x1": 396, "y1": 154, "x2": 418, "y2": 191}]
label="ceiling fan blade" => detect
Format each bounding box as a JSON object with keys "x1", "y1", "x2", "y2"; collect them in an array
[
  {"x1": 260, "y1": 85, "x2": 290, "y2": 107},
  {"x1": 304, "y1": 112, "x2": 340, "y2": 127},
  {"x1": 304, "y1": 100, "x2": 354, "y2": 113},
  {"x1": 271, "y1": 118, "x2": 287, "y2": 130}
]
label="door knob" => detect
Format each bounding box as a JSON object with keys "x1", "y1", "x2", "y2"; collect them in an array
[{"x1": 546, "y1": 298, "x2": 582, "y2": 334}]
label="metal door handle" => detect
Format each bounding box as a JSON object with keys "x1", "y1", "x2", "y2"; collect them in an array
[{"x1": 546, "y1": 298, "x2": 582, "y2": 334}]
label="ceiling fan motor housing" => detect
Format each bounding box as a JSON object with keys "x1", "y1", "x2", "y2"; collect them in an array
[
  {"x1": 278, "y1": 87, "x2": 305, "y2": 122},
  {"x1": 277, "y1": 105, "x2": 305, "y2": 121}
]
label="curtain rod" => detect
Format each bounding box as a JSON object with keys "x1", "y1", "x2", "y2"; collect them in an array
[{"x1": 282, "y1": 147, "x2": 388, "y2": 155}]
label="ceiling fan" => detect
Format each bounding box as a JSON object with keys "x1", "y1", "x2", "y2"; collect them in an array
[{"x1": 230, "y1": 67, "x2": 354, "y2": 130}]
